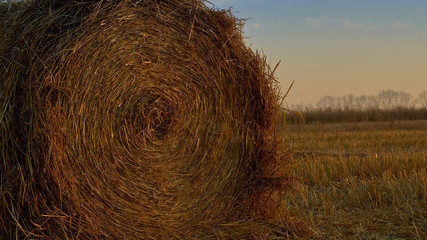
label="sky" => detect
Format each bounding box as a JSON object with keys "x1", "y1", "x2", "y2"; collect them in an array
[{"x1": 207, "y1": 0, "x2": 427, "y2": 106}]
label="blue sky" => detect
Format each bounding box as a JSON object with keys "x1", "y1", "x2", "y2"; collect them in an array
[{"x1": 207, "y1": 0, "x2": 427, "y2": 106}]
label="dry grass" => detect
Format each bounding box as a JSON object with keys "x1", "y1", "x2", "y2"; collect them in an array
[{"x1": 283, "y1": 120, "x2": 427, "y2": 239}]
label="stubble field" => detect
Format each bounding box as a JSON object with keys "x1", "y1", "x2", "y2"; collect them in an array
[{"x1": 283, "y1": 120, "x2": 427, "y2": 239}]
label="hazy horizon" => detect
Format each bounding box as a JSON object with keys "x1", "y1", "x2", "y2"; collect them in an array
[{"x1": 208, "y1": 0, "x2": 427, "y2": 106}]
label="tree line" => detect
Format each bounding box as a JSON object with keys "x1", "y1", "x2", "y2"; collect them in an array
[{"x1": 284, "y1": 90, "x2": 427, "y2": 124}]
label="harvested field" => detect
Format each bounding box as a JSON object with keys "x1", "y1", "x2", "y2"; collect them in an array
[{"x1": 284, "y1": 120, "x2": 427, "y2": 239}]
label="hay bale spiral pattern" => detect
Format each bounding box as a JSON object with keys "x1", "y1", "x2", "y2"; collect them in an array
[{"x1": 0, "y1": 0, "x2": 304, "y2": 239}]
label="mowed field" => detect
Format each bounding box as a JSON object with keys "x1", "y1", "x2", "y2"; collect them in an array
[{"x1": 283, "y1": 120, "x2": 427, "y2": 239}]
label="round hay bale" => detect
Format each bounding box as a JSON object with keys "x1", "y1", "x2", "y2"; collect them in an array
[{"x1": 0, "y1": 0, "x2": 307, "y2": 238}]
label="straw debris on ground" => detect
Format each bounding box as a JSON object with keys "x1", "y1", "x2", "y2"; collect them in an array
[{"x1": 0, "y1": 0, "x2": 308, "y2": 239}]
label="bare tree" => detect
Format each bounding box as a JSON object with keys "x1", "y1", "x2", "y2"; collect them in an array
[
  {"x1": 364, "y1": 95, "x2": 379, "y2": 110},
  {"x1": 355, "y1": 95, "x2": 367, "y2": 111},
  {"x1": 310, "y1": 89, "x2": 419, "y2": 112},
  {"x1": 419, "y1": 90, "x2": 427, "y2": 108},
  {"x1": 316, "y1": 95, "x2": 337, "y2": 111},
  {"x1": 395, "y1": 91, "x2": 412, "y2": 109},
  {"x1": 342, "y1": 94, "x2": 355, "y2": 110},
  {"x1": 377, "y1": 89, "x2": 398, "y2": 110}
]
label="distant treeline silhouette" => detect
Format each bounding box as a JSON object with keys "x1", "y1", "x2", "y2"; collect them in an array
[{"x1": 284, "y1": 89, "x2": 427, "y2": 124}]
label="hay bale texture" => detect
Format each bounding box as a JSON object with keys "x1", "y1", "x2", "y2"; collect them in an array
[{"x1": 0, "y1": 0, "x2": 303, "y2": 238}]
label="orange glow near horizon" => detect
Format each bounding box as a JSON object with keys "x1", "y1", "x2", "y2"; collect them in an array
[{"x1": 209, "y1": 0, "x2": 427, "y2": 106}]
